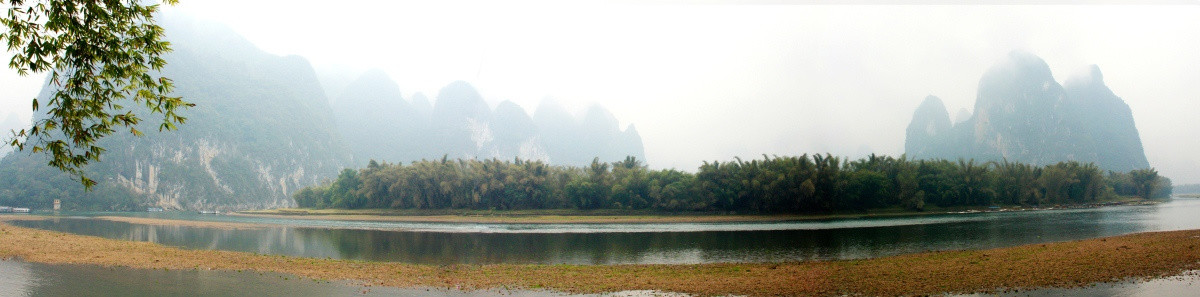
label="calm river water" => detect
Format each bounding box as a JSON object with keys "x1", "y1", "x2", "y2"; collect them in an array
[{"x1": 11, "y1": 198, "x2": 1200, "y2": 265}]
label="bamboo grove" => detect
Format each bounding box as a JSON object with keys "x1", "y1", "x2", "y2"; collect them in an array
[{"x1": 294, "y1": 155, "x2": 1173, "y2": 213}]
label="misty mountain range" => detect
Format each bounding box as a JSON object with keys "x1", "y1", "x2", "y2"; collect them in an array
[
  {"x1": 332, "y1": 70, "x2": 645, "y2": 168},
  {"x1": 0, "y1": 16, "x2": 1158, "y2": 211},
  {"x1": 906, "y1": 51, "x2": 1150, "y2": 172},
  {"x1": 0, "y1": 13, "x2": 643, "y2": 210}
]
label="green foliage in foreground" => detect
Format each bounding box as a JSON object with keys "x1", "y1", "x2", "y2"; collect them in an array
[
  {"x1": 1, "y1": 0, "x2": 190, "y2": 188},
  {"x1": 295, "y1": 154, "x2": 1173, "y2": 213}
]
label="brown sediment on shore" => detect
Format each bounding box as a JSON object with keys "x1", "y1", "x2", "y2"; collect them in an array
[
  {"x1": 230, "y1": 208, "x2": 990, "y2": 224},
  {"x1": 229, "y1": 211, "x2": 823, "y2": 224},
  {"x1": 3, "y1": 215, "x2": 1200, "y2": 296},
  {"x1": 233, "y1": 199, "x2": 1159, "y2": 224},
  {"x1": 93, "y1": 216, "x2": 271, "y2": 230},
  {"x1": 43, "y1": 214, "x2": 806, "y2": 230},
  {"x1": 0, "y1": 214, "x2": 55, "y2": 221}
]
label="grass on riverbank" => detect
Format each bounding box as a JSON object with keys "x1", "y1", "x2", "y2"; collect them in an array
[
  {"x1": 234, "y1": 208, "x2": 865, "y2": 224},
  {"x1": 3, "y1": 215, "x2": 1200, "y2": 296},
  {"x1": 236, "y1": 196, "x2": 1156, "y2": 224},
  {"x1": 94, "y1": 216, "x2": 271, "y2": 229}
]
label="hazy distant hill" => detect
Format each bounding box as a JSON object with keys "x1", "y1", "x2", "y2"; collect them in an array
[
  {"x1": 331, "y1": 69, "x2": 424, "y2": 164},
  {"x1": 331, "y1": 72, "x2": 646, "y2": 167},
  {"x1": 905, "y1": 51, "x2": 1150, "y2": 172},
  {"x1": 0, "y1": 13, "x2": 351, "y2": 210},
  {"x1": 0, "y1": 112, "x2": 22, "y2": 157},
  {"x1": 0, "y1": 13, "x2": 645, "y2": 210},
  {"x1": 1174, "y1": 184, "x2": 1200, "y2": 195}
]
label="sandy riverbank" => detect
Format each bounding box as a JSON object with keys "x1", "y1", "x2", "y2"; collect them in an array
[
  {"x1": 231, "y1": 210, "x2": 837, "y2": 224},
  {"x1": 94, "y1": 216, "x2": 272, "y2": 229},
  {"x1": 3, "y1": 215, "x2": 1199, "y2": 296},
  {"x1": 233, "y1": 200, "x2": 1156, "y2": 224}
]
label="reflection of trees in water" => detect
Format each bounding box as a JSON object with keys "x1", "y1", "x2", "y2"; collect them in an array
[
  {"x1": 296, "y1": 227, "x2": 967, "y2": 264},
  {"x1": 282, "y1": 211, "x2": 1148, "y2": 264},
  {"x1": 298, "y1": 228, "x2": 830, "y2": 264},
  {"x1": 13, "y1": 220, "x2": 343, "y2": 258}
]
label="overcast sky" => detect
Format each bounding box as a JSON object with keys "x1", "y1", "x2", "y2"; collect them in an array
[{"x1": 2, "y1": 2, "x2": 1199, "y2": 183}]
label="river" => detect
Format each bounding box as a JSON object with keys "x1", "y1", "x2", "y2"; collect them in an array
[
  {"x1": 10, "y1": 198, "x2": 1200, "y2": 265},
  {"x1": 7, "y1": 198, "x2": 1200, "y2": 296}
]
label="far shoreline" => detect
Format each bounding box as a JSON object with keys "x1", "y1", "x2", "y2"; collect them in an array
[{"x1": 232, "y1": 197, "x2": 1160, "y2": 224}]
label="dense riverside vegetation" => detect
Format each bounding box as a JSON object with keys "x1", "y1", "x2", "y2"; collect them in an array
[{"x1": 294, "y1": 155, "x2": 1173, "y2": 213}]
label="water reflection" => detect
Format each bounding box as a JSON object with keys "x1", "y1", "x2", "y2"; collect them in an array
[{"x1": 12, "y1": 199, "x2": 1200, "y2": 265}]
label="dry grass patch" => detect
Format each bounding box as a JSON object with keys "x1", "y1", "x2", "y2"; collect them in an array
[
  {"x1": 231, "y1": 210, "x2": 819, "y2": 224},
  {"x1": 94, "y1": 216, "x2": 272, "y2": 229}
]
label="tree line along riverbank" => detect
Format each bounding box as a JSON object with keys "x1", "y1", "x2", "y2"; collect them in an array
[{"x1": 293, "y1": 154, "x2": 1173, "y2": 213}]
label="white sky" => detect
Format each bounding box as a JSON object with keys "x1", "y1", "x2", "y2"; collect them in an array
[{"x1": 2, "y1": 2, "x2": 1199, "y2": 183}]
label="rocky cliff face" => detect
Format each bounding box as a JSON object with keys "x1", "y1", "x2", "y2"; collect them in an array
[
  {"x1": 0, "y1": 12, "x2": 647, "y2": 210},
  {"x1": 331, "y1": 73, "x2": 646, "y2": 167},
  {"x1": 904, "y1": 51, "x2": 1150, "y2": 172},
  {"x1": 1059, "y1": 65, "x2": 1150, "y2": 172},
  {"x1": 904, "y1": 96, "x2": 954, "y2": 160},
  {"x1": 0, "y1": 13, "x2": 351, "y2": 210}
]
